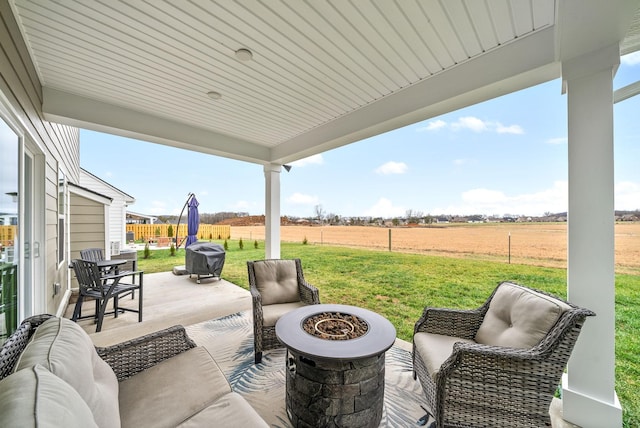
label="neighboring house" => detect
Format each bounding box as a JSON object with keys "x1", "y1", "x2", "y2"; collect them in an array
[
  {"x1": 126, "y1": 211, "x2": 157, "y2": 225},
  {"x1": 79, "y1": 168, "x2": 135, "y2": 256},
  {"x1": 68, "y1": 183, "x2": 111, "y2": 291}
]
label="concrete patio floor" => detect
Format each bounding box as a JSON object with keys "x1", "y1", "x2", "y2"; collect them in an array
[
  {"x1": 62, "y1": 270, "x2": 579, "y2": 427},
  {"x1": 63, "y1": 270, "x2": 251, "y2": 347}
]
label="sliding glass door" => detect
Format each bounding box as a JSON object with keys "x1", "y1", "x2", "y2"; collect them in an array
[{"x1": 0, "y1": 118, "x2": 19, "y2": 339}]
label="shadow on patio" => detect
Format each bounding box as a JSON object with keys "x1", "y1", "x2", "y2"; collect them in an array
[{"x1": 63, "y1": 271, "x2": 580, "y2": 428}]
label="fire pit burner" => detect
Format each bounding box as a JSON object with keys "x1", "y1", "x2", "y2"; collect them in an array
[
  {"x1": 276, "y1": 304, "x2": 396, "y2": 428},
  {"x1": 303, "y1": 312, "x2": 369, "y2": 340}
]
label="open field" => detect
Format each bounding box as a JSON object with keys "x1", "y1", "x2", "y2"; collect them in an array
[{"x1": 231, "y1": 222, "x2": 640, "y2": 274}]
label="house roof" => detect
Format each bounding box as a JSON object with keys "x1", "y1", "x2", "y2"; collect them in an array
[
  {"x1": 80, "y1": 168, "x2": 136, "y2": 203},
  {"x1": 68, "y1": 182, "x2": 113, "y2": 205},
  {"x1": 8, "y1": 0, "x2": 640, "y2": 165}
]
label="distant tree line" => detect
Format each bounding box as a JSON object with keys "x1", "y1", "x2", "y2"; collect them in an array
[
  {"x1": 157, "y1": 212, "x2": 249, "y2": 224},
  {"x1": 154, "y1": 208, "x2": 639, "y2": 225}
]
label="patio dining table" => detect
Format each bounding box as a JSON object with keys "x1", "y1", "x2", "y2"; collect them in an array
[{"x1": 96, "y1": 258, "x2": 126, "y2": 276}]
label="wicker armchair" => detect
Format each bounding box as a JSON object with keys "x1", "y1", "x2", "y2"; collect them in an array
[
  {"x1": 247, "y1": 258, "x2": 320, "y2": 363},
  {"x1": 412, "y1": 281, "x2": 595, "y2": 428}
]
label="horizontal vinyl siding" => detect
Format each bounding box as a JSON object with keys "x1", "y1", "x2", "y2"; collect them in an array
[
  {"x1": 69, "y1": 193, "x2": 105, "y2": 290},
  {"x1": 1, "y1": 4, "x2": 81, "y2": 315},
  {"x1": 79, "y1": 171, "x2": 131, "y2": 250}
]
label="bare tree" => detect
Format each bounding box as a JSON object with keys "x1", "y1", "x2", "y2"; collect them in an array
[{"x1": 314, "y1": 204, "x2": 326, "y2": 224}]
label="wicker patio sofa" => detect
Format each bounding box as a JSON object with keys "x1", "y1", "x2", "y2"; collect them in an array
[
  {"x1": 0, "y1": 314, "x2": 268, "y2": 427},
  {"x1": 413, "y1": 281, "x2": 595, "y2": 428}
]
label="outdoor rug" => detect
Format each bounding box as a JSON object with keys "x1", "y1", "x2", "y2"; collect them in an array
[{"x1": 186, "y1": 310, "x2": 434, "y2": 427}]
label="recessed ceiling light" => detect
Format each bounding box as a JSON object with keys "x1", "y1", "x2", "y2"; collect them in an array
[
  {"x1": 207, "y1": 91, "x2": 222, "y2": 100},
  {"x1": 235, "y1": 48, "x2": 253, "y2": 61}
]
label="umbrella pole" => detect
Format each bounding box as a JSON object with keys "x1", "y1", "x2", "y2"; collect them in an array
[{"x1": 175, "y1": 193, "x2": 194, "y2": 250}]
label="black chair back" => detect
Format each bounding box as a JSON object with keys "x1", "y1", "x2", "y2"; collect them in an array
[
  {"x1": 79, "y1": 248, "x2": 104, "y2": 262},
  {"x1": 71, "y1": 259, "x2": 106, "y2": 297}
]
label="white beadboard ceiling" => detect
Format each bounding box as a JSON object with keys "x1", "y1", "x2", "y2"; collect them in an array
[{"x1": 8, "y1": 0, "x2": 640, "y2": 165}]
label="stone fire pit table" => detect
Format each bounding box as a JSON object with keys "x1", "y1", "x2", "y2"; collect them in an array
[{"x1": 275, "y1": 304, "x2": 396, "y2": 428}]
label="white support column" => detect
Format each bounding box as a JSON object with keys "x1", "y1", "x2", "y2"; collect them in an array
[
  {"x1": 562, "y1": 45, "x2": 622, "y2": 428},
  {"x1": 264, "y1": 164, "x2": 281, "y2": 259}
]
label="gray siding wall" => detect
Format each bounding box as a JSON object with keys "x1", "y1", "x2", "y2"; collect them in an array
[
  {"x1": 79, "y1": 170, "x2": 130, "y2": 252},
  {"x1": 69, "y1": 193, "x2": 105, "y2": 289},
  {"x1": 1, "y1": 4, "x2": 80, "y2": 315}
]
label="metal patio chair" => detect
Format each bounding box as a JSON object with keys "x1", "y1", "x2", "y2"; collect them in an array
[
  {"x1": 80, "y1": 247, "x2": 137, "y2": 298},
  {"x1": 70, "y1": 259, "x2": 143, "y2": 332}
]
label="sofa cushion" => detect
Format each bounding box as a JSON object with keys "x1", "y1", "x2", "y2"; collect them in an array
[
  {"x1": 253, "y1": 260, "x2": 300, "y2": 305},
  {"x1": 414, "y1": 332, "x2": 475, "y2": 380},
  {"x1": 475, "y1": 282, "x2": 571, "y2": 349},
  {"x1": 177, "y1": 392, "x2": 269, "y2": 427},
  {"x1": 0, "y1": 364, "x2": 98, "y2": 428},
  {"x1": 118, "y1": 346, "x2": 232, "y2": 428},
  {"x1": 14, "y1": 317, "x2": 120, "y2": 428},
  {"x1": 262, "y1": 301, "x2": 307, "y2": 327}
]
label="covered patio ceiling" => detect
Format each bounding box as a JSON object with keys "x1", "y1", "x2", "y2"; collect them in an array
[{"x1": 8, "y1": 0, "x2": 640, "y2": 166}]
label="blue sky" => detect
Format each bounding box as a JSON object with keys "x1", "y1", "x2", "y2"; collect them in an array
[{"x1": 80, "y1": 53, "x2": 640, "y2": 219}]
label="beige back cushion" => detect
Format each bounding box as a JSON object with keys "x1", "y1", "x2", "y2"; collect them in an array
[
  {"x1": 0, "y1": 364, "x2": 98, "y2": 428},
  {"x1": 253, "y1": 259, "x2": 301, "y2": 305},
  {"x1": 15, "y1": 317, "x2": 120, "y2": 428},
  {"x1": 475, "y1": 282, "x2": 571, "y2": 349}
]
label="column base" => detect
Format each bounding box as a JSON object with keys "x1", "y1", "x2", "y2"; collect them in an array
[{"x1": 562, "y1": 375, "x2": 622, "y2": 428}]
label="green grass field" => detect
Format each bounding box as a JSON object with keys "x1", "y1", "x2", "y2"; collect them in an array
[{"x1": 138, "y1": 240, "x2": 640, "y2": 427}]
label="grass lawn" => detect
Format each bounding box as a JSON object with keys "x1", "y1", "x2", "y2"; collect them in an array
[{"x1": 138, "y1": 240, "x2": 640, "y2": 427}]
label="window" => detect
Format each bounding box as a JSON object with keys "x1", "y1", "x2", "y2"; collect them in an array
[{"x1": 57, "y1": 169, "x2": 66, "y2": 265}]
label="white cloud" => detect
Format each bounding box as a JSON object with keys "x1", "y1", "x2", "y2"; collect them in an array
[
  {"x1": 420, "y1": 116, "x2": 524, "y2": 135},
  {"x1": 375, "y1": 161, "x2": 408, "y2": 175},
  {"x1": 452, "y1": 116, "x2": 488, "y2": 132},
  {"x1": 616, "y1": 181, "x2": 640, "y2": 210},
  {"x1": 496, "y1": 123, "x2": 524, "y2": 134},
  {"x1": 546, "y1": 137, "x2": 567, "y2": 145},
  {"x1": 363, "y1": 198, "x2": 405, "y2": 217},
  {"x1": 418, "y1": 120, "x2": 447, "y2": 131},
  {"x1": 105, "y1": 171, "x2": 113, "y2": 178},
  {"x1": 287, "y1": 192, "x2": 319, "y2": 205},
  {"x1": 433, "y1": 181, "x2": 568, "y2": 216},
  {"x1": 621, "y1": 51, "x2": 640, "y2": 66},
  {"x1": 291, "y1": 154, "x2": 323, "y2": 167},
  {"x1": 361, "y1": 181, "x2": 638, "y2": 218}
]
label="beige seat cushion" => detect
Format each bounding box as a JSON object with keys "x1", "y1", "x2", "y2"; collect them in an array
[
  {"x1": 253, "y1": 260, "x2": 300, "y2": 305},
  {"x1": 177, "y1": 392, "x2": 269, "y2": 427},
  {"x1": 14, "y1": 317, "x2": 120, "y2": 428},
  {"x1": 0, "y1": 365, "x2": 98, "y2": 428},
  {"x1": 414, "y1": 332, "x2": 475, "y2": 380},
  {"x1": 475, "y1": 282, "x2": 571, "y2": 349},
  {"x1": 262, "y1": 301, "x2": 307, "y2": 327},
  {"x1": 119, "y1": 346, "x2": 232, "y2": 428}
]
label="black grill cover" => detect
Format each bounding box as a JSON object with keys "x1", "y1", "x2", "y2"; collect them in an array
[{"x1": 185, "y1": 242, "x2": 225, "y2": 277}]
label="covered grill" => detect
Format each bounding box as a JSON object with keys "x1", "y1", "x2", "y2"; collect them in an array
[{"x1": 185, "y1": 242, "x2": 225, "y2": 283}]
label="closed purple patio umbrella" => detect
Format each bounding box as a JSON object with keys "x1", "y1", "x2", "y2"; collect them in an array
[{"x1": 186, "y1": 195, "x2": 200, "y2": 247}]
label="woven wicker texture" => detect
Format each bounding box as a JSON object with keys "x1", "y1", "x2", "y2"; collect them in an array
[
  {"x1": 0, "y1": 314, "x2": 54, "y2": 380},
  {"x1": 247, "y1": 258, "x2": 320, "y2": 364},
  {"x1": 0, "y1": 315, "x2": 197, "y2": 383},
  {"x1": 412, "y1": 282, "x2": 595, "y2": 428}
]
